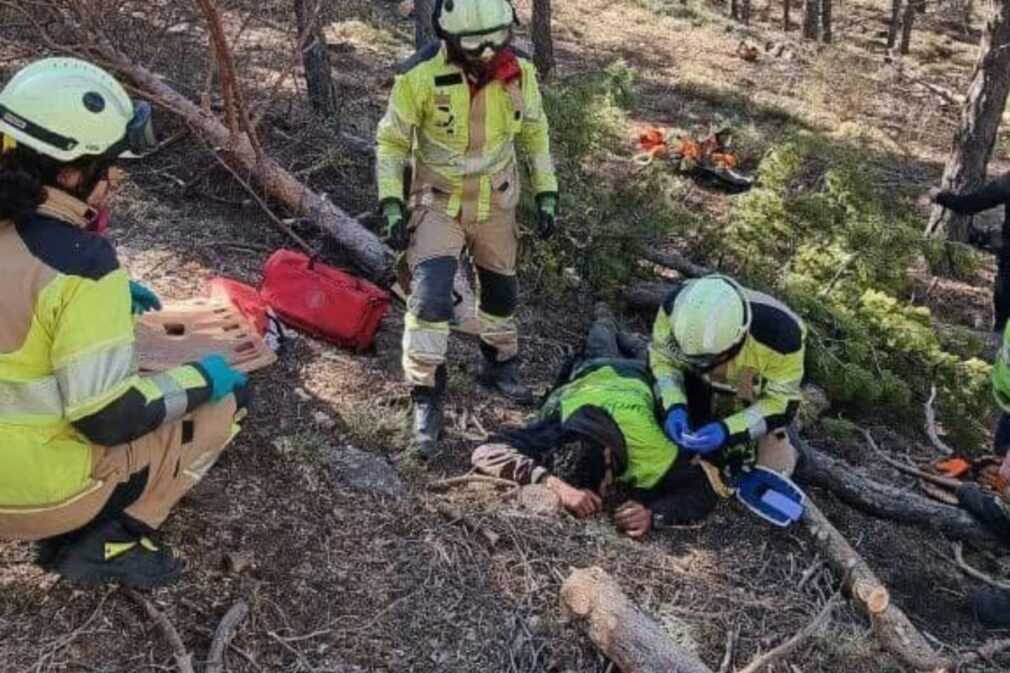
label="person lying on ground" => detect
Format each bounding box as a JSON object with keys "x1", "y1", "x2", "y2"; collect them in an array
[
  {"x1": 0, "y1": 58, "x2": 250, "y2": 590},
  {"x1": 650, "y1": 275, "x2": 806, "y2": 487},
  {"x1": 471, "y1": 305, "x2": 718, "y2": 537}
]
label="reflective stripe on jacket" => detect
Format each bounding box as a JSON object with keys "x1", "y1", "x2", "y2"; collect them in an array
[
  {"x1": 375, "y1": 43, "x2": 557, "y2": 222},
  {"x1": 0, "y1": 190, "x2": 211, "y2": 511},
  {"x1": 649, "y1": 282, "x2": 806, "y2": 445}
]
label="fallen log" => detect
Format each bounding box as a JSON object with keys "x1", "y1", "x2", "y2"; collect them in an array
[
  {"x1": 641, "y1": 249, "x2": 714, "y2": 278},
  {"x1": 622, "y1": 280, "x2": 677, "y2": 312},
  {"x1": 801, "y1": 500, "x2": 942, "y2": 671},
  {"x1": 560, "y1": 566, "x2": 714, "y2": 673},
  {"x1": 796, "y1": 441, "x2": 1000, "y2": 549},
  {"x1": 88, "y1": 39, "x2": 395, "y2": 283}
]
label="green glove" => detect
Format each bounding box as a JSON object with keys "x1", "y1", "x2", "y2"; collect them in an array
[
  {"x1": 382, "y1": 199, "x2": 408, "y2": 251},
  {"x1": 536, "y1": 193, "x2": 557, "y2": 240}
]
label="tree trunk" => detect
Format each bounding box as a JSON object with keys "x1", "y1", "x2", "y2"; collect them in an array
[
  {"x1": 414, "y1": 0, "x2": 437, "y2": 49},
  {"x1": 294, "y1": 0, "x2": 337, "y2": 117},
  {"x1": 784, "y1": 0, "x2": 792, "y2": 30},
  {"x1": 560, "y1": 567, "x2": 715, "y2": 673},
  {"x1": 802, "y1": 501, "x2": 943, "y2": 671},
  {"x1": 821, "y1": 0, "x2": 832, "y2": 42},
  {"x1": 899, "y1": 0, "x2": 923, "y2": 54},
  {"x1": 796, "y1": 440, "x2": 1001, "y2": 548},
  {"x1": 887, "y1": 0, "x2": 903, "y2": 50},
  {"x1": 730, "y1": 0, "x2": 740, "y2": 21},
  {"x1": 531, "y1": 0, "x2": 555, "y2": 80},
  {"x1": 803, "y1": 0, "x2": 820, "y2": 39},
  {"x1": 928, "y1": 0, "x2": 1010, "y2": 241},
  {"x1": 93, "y1": 42, "x2": 394, "y2": 282},
  {"x1": 741, "y1": 0, "x2": 752, "y2": 24}
]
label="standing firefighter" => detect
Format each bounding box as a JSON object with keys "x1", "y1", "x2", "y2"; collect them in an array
[
  {"x1": 376, "y1": 0, "x2": 558, "y2": 458},
  {"x1": 649, "y1": 276, "x2": 807, "y2": 520},
  {"x1": 0, "y1": 58, "x2": 249, "y2": 588}
]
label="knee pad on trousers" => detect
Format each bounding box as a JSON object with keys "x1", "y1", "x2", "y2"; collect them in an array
[
  {"x1": 409, "y1": 256, "x2": 458, "y2": 323},
  {"x1": 477, "y1": 266, "x2": 518, "y2": 318}
]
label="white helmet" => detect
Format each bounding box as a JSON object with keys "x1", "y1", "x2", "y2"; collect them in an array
[
  {"x1": 0, "y1": 57, "x2": 156, "y2": 163},
  {"x1": 671, "y1": 275, "x2": 751, "y2": 369}
]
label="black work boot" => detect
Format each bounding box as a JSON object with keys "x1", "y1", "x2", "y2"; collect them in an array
[
  {"x1": 35, "y1": 530, "x2": 82, "y2": 572},
  {"x1": 477, "y1": 344, "x2": 534, "y2": 405},
  {"x1": 410, "y1": 366, "x2": 446, "y2": 461},
  {"x1": 971, "y1": 588, "x2": 1010, "y2": 628},
  {"x1": 52, "y1": 518, "x2": 183, "y2": 590},
  {"x1": 958, "y1": 483, "x2": 1010, "y2": 541}
]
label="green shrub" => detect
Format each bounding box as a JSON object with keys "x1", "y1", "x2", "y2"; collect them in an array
[
  {"x1": 520, "y1": 64, "x2": 697, "y2": 296},
  {"x1": 721, "y1": 133, "x2": 993, "y2": 451}
]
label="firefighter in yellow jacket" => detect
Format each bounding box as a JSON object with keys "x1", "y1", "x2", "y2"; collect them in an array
[
  {"x1": 376, "y1": 0, "x2": 558, "y2": 458},
  {"x1": 0, "y1": 58, "x2": 249, "y2": 589},
  {"x1": 650, "y1": 276, "x2": 806, "y2": 480}
]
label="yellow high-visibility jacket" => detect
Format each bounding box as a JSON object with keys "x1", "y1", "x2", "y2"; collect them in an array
[
  {"x1": 649, "y1": 282, "x2": 806, "y2": 445},
  {"x1": 0, "y1": 189, "x2": 212, "y2": 515},
  {"x1": 375, "y1": 43, "x2": 557, "y2": 223}
]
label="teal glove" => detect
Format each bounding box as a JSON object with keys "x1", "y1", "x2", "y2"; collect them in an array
[
  {"x1": 382, "y1": 199, "x2": 408, "y2": 251},
  {"x1": 129, "y1": 280, "x2": 162, "y2": 315},
  {"x1": 197, "y1": 354, "x2": 248, "y2": 403},
  {"x1": 536, "y1": 193, "x2": 557, "y2": 240}
]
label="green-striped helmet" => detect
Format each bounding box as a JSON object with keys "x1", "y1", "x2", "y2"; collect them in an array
[
  {"x1": 671, "y1": 275, "x2": 751, "y2": 369},
  {"x1": 0, "y1": 57, "x2": 156, "y2": 163}
]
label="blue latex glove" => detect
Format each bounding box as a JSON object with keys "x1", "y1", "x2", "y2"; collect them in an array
[
  {"x1": 680, "y1": 421, "x2": 728, "y2": 455},
  {"x1": 129, "y1": 280, "x2": 162, "y2": 315},
  {"x1": 663, "y1": 407, "x2": 690, "y2": 446},
  {"x1": 197, "y1": 354, "x2": 248, "y2": 403}
]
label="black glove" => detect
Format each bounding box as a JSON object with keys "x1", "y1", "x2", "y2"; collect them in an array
[
  {"x1": 381, "y1": 199, "x2": 408, "y2": 251},
  {"x1": 536, "y1": 193, "x2": 557, "y2": 241},
  {"x1": 928, "y1": 186, "x2": 954, "y2": 209}
]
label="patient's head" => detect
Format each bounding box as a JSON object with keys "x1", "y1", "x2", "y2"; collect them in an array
[{"x1": 552, "y1": 438, "x2": 611, "y2": 493}]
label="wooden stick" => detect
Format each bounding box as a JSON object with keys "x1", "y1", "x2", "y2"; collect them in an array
[
  {"x1": 205, "y1": 601, "x2": 250, "y2": 673},
  {"x1": 717, "y1": 625, "x2": 738, "y2": 673},
  {"x1": 860, "y1": 429, "x2": 961, "y2": 489},
  {"x1": 800, "y1": 501, "x2": 942, "y2": 671},
  {"x1": 434, "y1": 502, "x2": 501, "y2": 547},
  {"x1": 426, "y1": 475, "x2": 520, "y2": 492},
  {"x1": 560, "y1": 567, "x2": 715, "y2": 673},
  {"x1": 736, "y1": 593, "x2": 842, "y2": 673},
  {"x1": 924, "y1": 385, "x2": 955, "y2": 456},
  {"x1": 123, "y1": 589, "x2": 195, "y2": 673},
  {"x1": 951, "y1": 542, "x2": 1010, "y2": 590}
]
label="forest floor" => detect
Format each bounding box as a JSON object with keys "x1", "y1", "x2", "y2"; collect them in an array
[{"x1": 1, "y1": 0, "x2": 1009, "y2": 671}]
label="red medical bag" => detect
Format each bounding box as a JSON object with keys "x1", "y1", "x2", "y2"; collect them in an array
[{"x1": 260, "y1": 249, "x2": 390, "y2": 352}]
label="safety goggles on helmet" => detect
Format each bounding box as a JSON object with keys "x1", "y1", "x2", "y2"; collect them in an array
[
  {"x1": 106, "y1": 101, "x2": 157, "y2": 158},
  {"x1": 678, "y1": 339, "x2": 746, "y2": 372},
  {"x1": 457, "y1": 26, "x2": 512, "y2": 55}
]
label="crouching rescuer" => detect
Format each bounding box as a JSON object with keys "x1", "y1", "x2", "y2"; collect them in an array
[
  {"x1": 0, "y1": 58, "x2": 249, "y2": 589},
  {"x1": 650, "y1": 276, "x2": 807, "y2": 523},
  {"x1": 375, "y1": 0, "x2": 558, "y2": 458}
]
